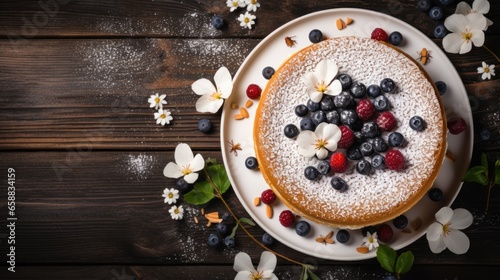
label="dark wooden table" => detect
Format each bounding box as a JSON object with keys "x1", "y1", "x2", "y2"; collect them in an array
[{"x1": 1, "y1": 1, "x2": 499, "y2": 279}]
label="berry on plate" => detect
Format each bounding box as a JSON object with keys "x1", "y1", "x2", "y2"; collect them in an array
[
  {"x1": 245, "y1": 156, "x2": 258, "y2": 169},
  {"x1": 371, "y1": 28, "x2": 389, "y2": 41},
  {"x1": 309, "y1": 29, "x2": 323, "y2": 43},
  {"x1": 261, "y1": 189, "x2": 276, "y2": 204},
  {"x1": 262, "y1": 66, "x2": 275, "y2": 80},
  {"x1": 389, "y1": 31, "x2": 403, "y2": 46},
  {"x1": 377, "y1": 224, "x2": 394, "y2": 243},
  {"x1": 336, "y1": 229, "x2": 350, "y2": 243},
  {"x1": 279, "y1": 210, "x2": 296, "y2": 227},
  {"x1": 448, "y1": 117, "x2": 467, "y2": 135},
  {"x1": 295, "y1": 221, "x2": 311, "y2": 236},
  {"x1": 246, "y1": 84, "x2": 262, "y2": 99}
]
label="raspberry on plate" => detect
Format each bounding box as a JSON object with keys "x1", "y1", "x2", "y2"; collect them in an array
[
  {"x1": 356, "y1": 99, "x2": 375, "y2": 121},
  {"x1": 448, "y1": 116, "x2": 466, "y2": 135},
  {"x1": 338, "y1": 125, "x2": 355, "y2": 149},
  {"x1": 279, "y1": 210, "x2": 296, "y2": 227},
  {"x1": 371, "y1": 28, "x2": 389, "y2": 41},
  {"x1": 329, "y1": 152, "x2": 348, "y2": 173},
  {"x1": 377, "y1": 224, "x2": 394, "y2": 243},
  {"x1": 385, "y1": 149, "x2": 405, "y2": 170},
  {"x1": 261, "y1": 189, "x2": 276, "y2": 205},
  {"x1": 246, "y1": 84, "x2": 262, "y2": 99}
]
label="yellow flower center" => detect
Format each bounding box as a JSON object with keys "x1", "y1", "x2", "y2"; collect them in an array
[
  {"x1": 315, "y1": 81, "x2": 328, "y2": 93},
  {"x1": 160, "y1": 114, "x2": 166, "y2": 119},
  {"x1": 442, "y1": 223, "x2": 451, "y2": 236},
  {"x1": 244, "y1": 17, "x2": 250, "y2": 23},
  {"x1": 251, "y1": 0, "x2": 257, "y2": 4},
  {"x1": 250, "y1": 271, "x2": 263, "y2": 280},
  {"x1": 368, "y1": 237, "x2": 374, "y2": 243},
  {"x1": 211, "y1": 92, "x2": 223, "y2": 100},
  {"x1": 182, "y1": 165, "x2": 192, "y2": 175},
  {"x1": 168, "y1": 193, "x2": 174, "y2": 198},
  {"x1": 462, "y1": 31, "x2": 472, "y2": 42},
  {"x1": 232, "y1": 2, "x2": 238, "y2": 7},
  {"x1": 155, "y1": 97, "x2": 160, "y2": 103},
  {"x1": 315, "y1": 138, "x2": 328, "y2": 150},
  {"x1": 174, "y1": 208, "x2": 179, "y2": 214},
  {"x1": 485, "y1": 67, "x2": 490, "y2": 73}
]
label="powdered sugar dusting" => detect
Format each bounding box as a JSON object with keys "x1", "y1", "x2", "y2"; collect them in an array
[{"x1": 123, "y1": 153, "x2": 157, "y2": 181}]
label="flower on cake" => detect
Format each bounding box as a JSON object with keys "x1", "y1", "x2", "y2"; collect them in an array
[
  {"x1": 169, "y1": 205, "x2": 184, "y2": 220},
  {"x1": 442, "y1": 13, "x2": 487, "y2": 54},
  {"x1": 154, "y1": 108, "x2": 173, "y2": 126},
  {"x1": 477, "y1": 61, "x2": 495, "y2": 80},
  {"x1": 426, "y1": 207, "x2": 473, "y2": 255},
  {"x1": 245, "y1": 0, "x2": 260, "y2": 12},
  {"x1": 227, "y1": 0, "x2": 246, "y2": 12},
  {"x1": 233, "y1": 251, "x2": 278, "y2": 280},
  {"x1": 163, "y1": 143, "x2": 205, "y2": 184},
  {"x1": 362, "y1": 231, "x2": 380, "y2": 251},
  {"x1": 296, "y1": 123, "x2": 342, "y2": 160},
  {"x1": 192, "y1": 66, "x2": 233, "y2": 113},
  {"x1": 148, "y1": 93, "x2": 167, "y2": 110},
  {"x1": 162, "y1": 188, "x2": 180, "y2": 204},
  {"x1": 301, "y1": 59, "x2": 342, "y2": 102},
  {"x1": 455, "y1": 0, "x2": 493, "y2": 31},
  {"x1": 238, "y1": 12, "x2": 256, "y2": 29}
]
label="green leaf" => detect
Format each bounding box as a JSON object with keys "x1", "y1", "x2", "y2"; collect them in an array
[
  {"x1": 495, "y1": 160, "x2": 500, "y2": 185},
  {"x1": 376, "y1": 244, "x2": 397, "y2": 273},
  {"x1": 307, "y1": 269, "x2": 321, "y2": 280},
  {"x1": 239, "y1": 217, "x2": 256, "y2": 226},
  {"x1": 395, "y1": 251, "x2": 414, "y2": 274},
  {"x1": 183, "y1": 181, "x2": 214, "y2": 205},
  {"x1": 206, "y1": 164, "x2": 231, "y2": 194},
  {"x1": 481, "y1": 153, "x2": 488, "y2": 171},
  {"x1": 463, "y1": 166, "x2": 489, "y2": 186}
]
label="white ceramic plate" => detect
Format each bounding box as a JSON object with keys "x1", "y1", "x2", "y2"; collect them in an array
[{"x1": 220, "y1": 8, "x2": 473, "y2": 260}]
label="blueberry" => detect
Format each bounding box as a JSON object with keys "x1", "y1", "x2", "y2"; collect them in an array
[
  {"x1": 211, "y1": 15, "x2": 225, "y2": 29},
  {"x1": 389, "y1": 31, "x2": 403, "y2": 46},
  {"x1": 393, "y1": 215, "x2": 408, "y2": 229},
  {"x1": 367, "y1": 84, "x2": 382, "y2": 98},
  {"x1": 353, "y1": 131, "x2": 365, "y2": 145},
  {"x1": 334, "y1": 91, "x2": 354, "y2": 108},
  {"x1": 372, "y1": 137, "x2": 389, "y2": 152},
  {"x1": 409, "y1": 116, "x2": 426, "y2": 131},
  {"x1": 320, "y1": 95, "x2": 335, "y2": 111},
  {"x1": 347, "y1": 146, "x2": 363, "y2": 160},
  {"x1": 434, "y1": 23, "x2": 448, "y2": 39},
  {"x1": 304, "y1": 166, "x2": 320, "y2": 181},
  {"x1": 300, "y1": 117, "x2": 316, "y2": 131},
  {"x1": 309, "y1": 29, "x2": 323, "y2": 43},
  {"x1": 317, "y1": 160, "x2": 331, "y2": 175},
  {"x1": 311, "y1": 110, "x2": 326, "y2": 125},
  {"x1": 350, "y1": 82, "x2": 366, "y2": 98},
  {"x1": 428, "y1": 188, "x2": 443, "y2": 202},
  {"x1": 480, "y1": 128, "x2": 491, "y2": 141},
  {"x1": 175, "y1": 177, "x2": 192, "y2": 193},
  {"x1": 326, "y1": 110, "x2": 340, "y2": 124},
  {"x1": 417, "y1": 0, "x2": 431, "y2": 11},
  {"x1": 216, "y1": 222, "x2": 229, "y2": 236},
  {"x1": 383, "y1": 275, "x2": 398, "y2": 280},
  {"x1": 224, "y1": 236, "x2": 236, "y2": 248},
  {"x1": 221, "y1": 211, "x2": 234, "y2": 224},
  {"x1": 262, "y1": 66, "x2": 275, "y2": 80},
  {"x1": 207, "y1": 233, "x2": 222, "y2": 248},
  {"x1": 361, "y1": 226, "x2": 377, "y2": 237},
  {"x1": 380, "y1": 78, "x2": 397, "y2": 94},
  {"x1": 336, "y1": 229, "x2": 350, "y2": 243},
  {"x1": 198, "y1": 118, "x2": 212, "y2": 133},
  {"x1": 373, "y1": 95, "x2": 390, "y2": 111},
  {"x1": 349, "y1": 119, "x2": 363, "y2": 132},
  {"x1": 295, "y1": 221, "x2": 311, "y2": 236},
  {"x1": 356, "y1": 159, "x2": 371, "y2": 175},
  {"x1": 371, "y1": 154, "x2": 386, "y2": 170},
  {"x1": 284, "y1": 124, "x2": 300, "y2": 139},
  {"x1": 440, "y1": 0, "x2": 455, "y2": 5},
  {"x1": 294, "y1": 104, "x2": 309, "y2": 117},
  {"x1": 429, "y1": 6, "x2": 444, "y2": 20},
  {"x1": 331, "y1": 176, "x2": 348, "y2": 192},
  {"x1": 340, "y1": 109, "x2": 358, "y2": 126},
  {"x1": 262, "y1": 233, "x2": 275, "y2": 246},
  {"x1": 337, "y1": 74, "x2": 353, "y2": 90},
  {"x1": 360, "y1": 142, "x2": 374, "y2": 157},
  {"x1": 435, "y1": 81, "x2": 447, "y2": 95},
  {"x1": 245, "y1": 156, "x2": 258, "y2": 169},
  {"x1": 307, "y1": 99, "x2": 321, "y2": 112},
  {"x1": 388, "y1": 132, "x2": 406, "y2": 147},
  {"x1": 361, "y1": 122, "x2": 381, "y2": 138}
]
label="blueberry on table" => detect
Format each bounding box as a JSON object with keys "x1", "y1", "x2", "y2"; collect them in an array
[
  {"x1": 198, "y1": 118, "x2": 212, "y2": 133},
  {"x1": 361, "y1": 226, "x2": 377, "y2": 237},
  {"x1": 434, "y1": 23, "x2": 448, "y2": 39},
  {"x1": 262, "y1": 66, "x2": 275, "y2": 80},
  {"x1": 361, "y1": 122, "x2": 381, "y2": 138},
  {"x1": 261, "y1": 233, "x2": 275, "y2": 246},
  {"x1": 216, "y1": 222, "x2": 229, "y2": 236},
  {"x1": 175, "y1": 177, "x2": 192, "y2": 193},
  {"x1": 245, "y1": 156, "x2": 258, "y2": 169},
  {"x1": 224, "y1": 236, "x2": 236, "y2": 248},
  {"x1": 211, "y1": 15, "x2": 225, "y2": 29},
  {"x1": 429, "y1": 6, "x2": 444, "y2": 20},
  {"x1": 417, "y1": 0, "x2": 431, "y2": 11},
  {"x1": 480, "y1": 128, "x2": 491, "y2": 141},
  {"x1": 440, "y1": 0, "x2": 455, "y2": 5},
  {"x1": 295, "y1": 221, "x2": 311, "y2": 236},
  {"x1": 389, "y1": 31, "x2": 403, "y2": 46},
  {"x1": 336, "y1": 229, "x2": 350, "y2": 243},
  {"x1": 207, "y1": 233, "x2": 222, "y2": 248},
  {"x1": 308, "y1": 29, "x2": 323, "y2": 43}
]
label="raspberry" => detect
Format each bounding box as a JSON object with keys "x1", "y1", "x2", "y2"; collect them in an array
[
  {"x1": 447, "y1": 117, "x2": 466, "y2": 135},
  {"x1": 377, "y1": 224, "x2": 394, "y2": 243},
  {"x1": 338, "y1": 125, "x2": 355, "y2": 149},
  {"x1": 376, "y1": 111, "x2": 397, "y2": 131},
  {"x1": 329, "y1": 152, "x2": 348, "y2": 173},
  {"x1": 261, "y1": 189, "x2": 276, "y2": 205},
  {"x1": 371, "y1": 28, "x2": 389, "y2": 41},
  {"x1": 385, "y1": 149, "x2": 405, "y2": 170},
  {"x1": 246, "y1": 84, "x2": 262, "y2": 99},
  {"x1": 356, "y1": 99, "x2": 375, "y2": 121},
  {"x1": 279, "y1": 210, "x2": 296, "y2": 227}
]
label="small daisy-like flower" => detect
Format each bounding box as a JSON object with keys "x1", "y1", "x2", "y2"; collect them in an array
[
  {"x1": 362, "y1": 232, "x2": 380, "y2": 251},
  {"x1": 426, "y1": 207, "x2": 473, "y2": 254},
  {"x1": 192, "y1": 66, "x2": 233, "y2": 113},
  {"x1": 455, "y1": 0, "x2": 493, "y2": 31},
  {"x1": 154, "y1": 108, "x2": 173, "y2": 126},
  {"x1": 226, "y1": 0, "x2": 245, "y2": 12},
  {"x1": 477, "y1": 61, "x2": 495, "y2": 80},
  {"x1": 238, "y1": 12, "x2": 256, "y2": 29},
  {"x1": 163, "y1": 143, "x2": 205, "y2": 184},
  {"x1": 296, "y1": 123, "x2": 342, "y2": 160},
  {"x1": 302, "y1": 59, "x2": 342, "y2": 102},
  {"x1": 442, "y1": 13, "x2": 487, "y2": 54},
  {"x1": 162, "y1": 188, "x2": 179, "y2": 204},
  {"x1": 148, "y1": 93, "x2": 167, "y2": 110},
  {"x1": 169, "y1": 205, "x2": 184, "y2": 220},
  {"x1": 245, "y1": 0, "x2": 260, "y2": 12},
  {"x1": 233, "y1": 251, "x2": 278, "y2": 280}
]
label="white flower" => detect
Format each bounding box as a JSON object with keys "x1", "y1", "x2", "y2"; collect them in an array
[
  {"x1": 426, "y1": 207, "x2": 473, "y2": 255},
  {"x1": 233, "y1": 251, "x2": 277, "y2": 280},
  {"x1": 238, "y1": 12, "x2": 256, "y2": 29},
  {"x1": 163, "y1": 143, "x2": 205, "y2": 184},
  {"x1": 442, "y1": 13, "x2": 487, "y2": 54},
  {"x1": 192, "y1": 67, "x2": 233, "y2": 113},
  {"x1": 169, "y1": 205, "x2": 184, "y2": 220},
  {"x1": 362, "y1": 232, "x2": 380, "y2": 251},
  {"x1": 162, "y1": 188, "x2": 180, "y2": 204},
  {"x1": 477, "y1": 61, "x2": 495, "y2": 80},
  {"x1": 296, "y1": 123, "x2": 342, "y2": 160},
  {"x1": 301, "y1": 59, "x2": 342, "y2": 102},
  {"x1": 455, "y1": 0, "x2": 493, "y2": 31},
  {"x1": 154, "y1": 108, "x2": 173, "y2": 126},
  {"x1": 148, "y1": 93, "x2": 167, "y2": 110},
  {"x1": 226, "y1": 0, "x2": 245, "y2": 12},
  {"x1": 245, "y1": 0, "x2": 260, "y2": 12}
]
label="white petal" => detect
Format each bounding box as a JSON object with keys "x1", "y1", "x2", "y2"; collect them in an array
[
  {"x1": 442, "y1": 33, "x2": 463, "y2": 54},
  {"x1": 174, "y1": 143, "x2": 194, "y2": 167},
  {"x1": 324, "y1": 60, "x2": 339, "y2": 82},
  {"x1": 435, "y1": 207, "x2": 454, "y2": 225},
  {"x1": 428, "y1": 237, "x2": 447, "y2": 254},
  {"x1": 163, "y1": 162, "x2": 183, "y2": 179},
  {"x1": 444, "y1": 14, "x2": 468, "y2": 34},
  {"x1": 472, "y1": 0, "x2": 490, "y2": 14},
  {"x1": 316, "y1": 148, "x2": 329, "y2": 160},
  {"x1": 302, "y1": 72, "x2": 318, "y2": 90},
  {"x1": 467, "y1": 13, "x2": 487, "y2": 31},
  {"x1": 269, "y1": 274, "x2": 279, "y2": 280},
  {"x1": 309, "y1": 90, "x2": 323, "y2": 103},
  {"x1": 296, "y1": 131, "x2": 316, "y2": 148},
  {"x1": 190, "y1": 153, "x2": 205, "y2": 172},
  {"x1": 449, "y1": 208, "x2": 473, "y2": 230},
  {"x1": 314, "y1": 122, "x2": 328, "y2": 138},
  {"x1": 191, "y1": 78, "x2": 216, "y2": 96},
  {"x1": 459, "y1": 40, "x2": 472, "y2": 54},
  {"x1": 326, "y1": 79, "x2": 342, "y2": 96},
  {"x1": 234, "y1": 271, "x2": 253, "y2": 280},
  {"x1": 444, "y1": 229, "x2": 470, "y2": 254},
  {"x1": 455, "y1": 2, "x2": 471, "y2": 15},
  {"x1": 482, "y1": 61, "x2": 488, "y2": 68},
  {"x1": 322, "y1": 124, "x2": 342, "y2": 142},
  {"x1": 214, "y1": 67, "x2": 233, "y2": 98},
  {"x1": 233, "y1": 252, "x2": 255, "y2": 272},
  {"x1": 195, "y1": 94, "x2": 224, "y2": 113},
  {"x1": 477, "y1": 67, "x2": 485, "y2": 74},
  {"x1": 183, "y1": 172, "x2": 199, "y2": 184},
  {"x1": 482, "y1": 72, "x2": 489, "y2": 80},
  {"x1": 426, "y1": 222, "x2": 444, "y2": 241},
  {"x1": 470, "y1": 29, "x2": 485, "y2": 47},
  {"x1": 256, "y1": 251, "x2": 277, "y2": 275}
]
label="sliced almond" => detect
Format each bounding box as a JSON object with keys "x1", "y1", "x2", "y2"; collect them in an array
[
  {"x1": 265, "y1": 204, "x2": 273, "y2": 219},
  {"x1": 446, "y1": 149, "x2": 456, "y2": 162},
  {"x1": 245, "y1": 99, "x2": 254, "y2": 108},
  {"x1": 336, "y1": 18, "x2": 346, "y2": 30},
  {"x1": 345, "y1": 17, "x2": 354, "y2": 25},
  {"x1": 325, "y1": 231, "x2": 334, "y2": 239},
  {"x1": 206, "y1": 221, "x2": 212, "y2": 227},
  {"x1": 315, "y1": 237, "x2": 325, "y2": 243},
  {"x1": 356, "y1": 246, "x2": 369, "y2": 254},
  {"x1": 194, "y1": 216, "x2": 199, "y2": 224},
  {"x1": 201, "y1": 208, "x2": 205, "y2": 215},
  {"x1": 412, "y1": 217, "x2": 423, "y2": 231},
  {"x1": 205, "y1": 212, "x2": 219, "y2": 220},
  {"x1": 231, "y1": 102, "x2": 239, "y2": 109},
  {"x1": 207, "y1": 217, "x2": 223, "y2": 224},
  {"x1": 240, "y1": 107, "x2": 250, "y2": 118},
  {"x1": 401, "y1": 228, "x2": 412, "y2": 234},
  {"x1": 234, "y1": 114, "x2": 244, "y2": 120},
  {"x1": 254, "y1": 197, "x2": 261, "y2": 206}
]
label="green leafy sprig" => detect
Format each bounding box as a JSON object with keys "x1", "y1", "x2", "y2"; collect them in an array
[
  {"x1": 376, "y1": 244, "x2": 414, "y2": 279},
  {"x1": 463, "y1": 153, "x2": 500, "y2": 211}
]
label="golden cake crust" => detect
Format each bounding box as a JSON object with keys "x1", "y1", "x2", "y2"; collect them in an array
[{"x1": 254, "y1": 36, "x2": 447, "y2": 229}]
